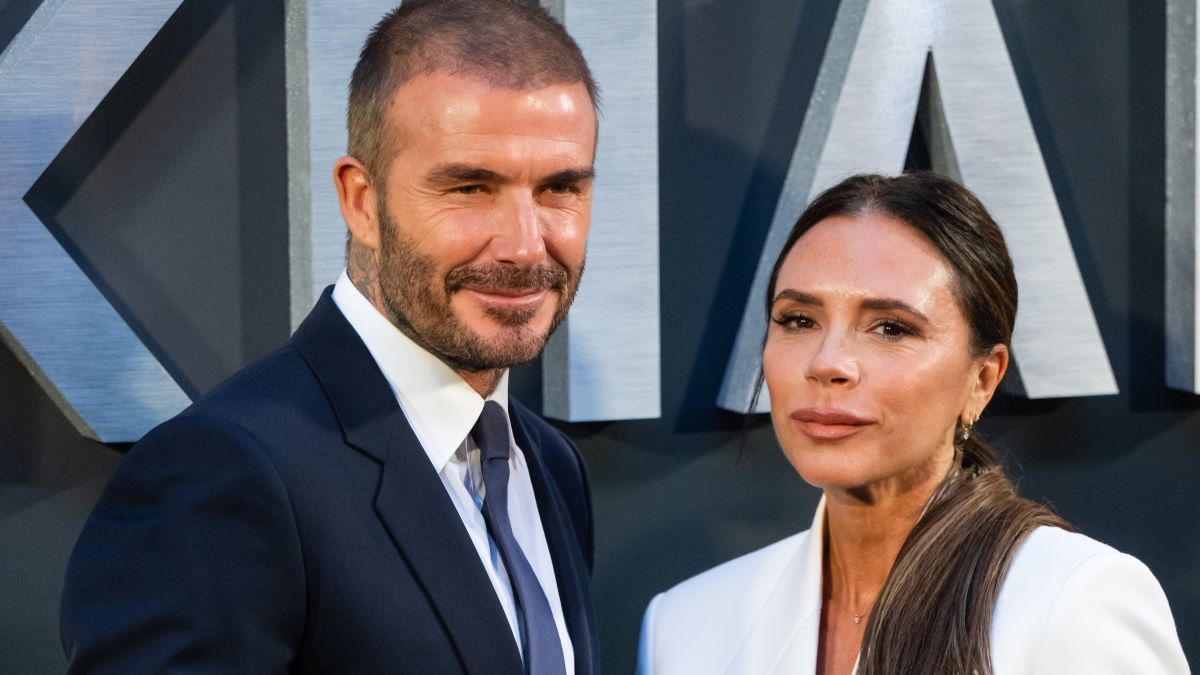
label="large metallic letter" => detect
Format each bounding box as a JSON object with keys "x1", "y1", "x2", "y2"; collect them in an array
[
  {"x1": 718, "y1": 0, "x2": 1117, "y2": 413},
  {"x1": 0, "y1": 0, "x2": 190, "y2": 442},
  {"x1": 1166, "y1": 0, "x2": 1200, "y2": 393},
  {"x1": 541, "y1": 0, "x2": 661, "y2": 421},
  {"x1": 288, "y1": 0, "x2": 662, "y2": 421}
]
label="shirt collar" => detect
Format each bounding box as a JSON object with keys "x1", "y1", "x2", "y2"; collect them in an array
[{"x1": 331, "y1": 271, "x2": 510, "y2": 473}]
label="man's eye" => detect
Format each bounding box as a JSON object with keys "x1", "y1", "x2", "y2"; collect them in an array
[
  {"x1": 452, "y1": 184, "x2": 485, "y2": 194},
  {"x1": 545, "y1": 183, "x2": 579, "y2": 195}
]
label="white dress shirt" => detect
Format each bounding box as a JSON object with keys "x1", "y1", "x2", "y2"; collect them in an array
[{"x1": 332, "y1": 272, "x2": 574, "y2": 673}]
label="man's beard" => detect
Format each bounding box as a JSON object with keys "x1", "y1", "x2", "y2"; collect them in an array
[{"x1": 375, "y1": 206, "x2": 582, "y2": 373}]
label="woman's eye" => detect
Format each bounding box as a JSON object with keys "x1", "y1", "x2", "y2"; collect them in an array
[
  {"x1": 772, "y1": 313, "x2": 814, "y2": 331},
  {"x1": 871, "y1": 320, "x2": 913, "y2": 339}
]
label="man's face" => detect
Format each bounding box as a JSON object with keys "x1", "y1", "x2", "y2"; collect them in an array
[{"x1": 371, "y1": 72, "x2": 596, "y2": 372}]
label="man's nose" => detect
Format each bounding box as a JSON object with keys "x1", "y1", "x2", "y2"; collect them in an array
[
  {"x1": 805, "y1": 330, "x2": 860, "y2": 387},
  {"x1": 491, "y1": 190, "x2": 547, "y2": 265}
]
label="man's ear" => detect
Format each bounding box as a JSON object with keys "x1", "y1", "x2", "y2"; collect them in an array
[
  {"x1": 334, "y1": 156, "x2": 379, "y2": 250},
  {"x1": 965, "y1": 343, "x2": 1009, "y2": 422}
]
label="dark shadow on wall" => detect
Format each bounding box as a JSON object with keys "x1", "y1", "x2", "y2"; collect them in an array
[
  {"x1": 672, "y1": 0, "x2": 839, "y2": 435},
  {"x1": 1125, "y1": 0, "x2": 1196, "y2": 414},
  {"x1": 234, "y1": 0, "x2": 290, "y2": 370},
  {"x1": 0, "y1": 337, "x2": 121, "y2": 674},
  {"x1": 0, "y1": 0, "x2": 41, "y2": 55}
]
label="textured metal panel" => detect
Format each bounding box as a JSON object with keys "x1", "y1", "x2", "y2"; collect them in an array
[
  {"x1": 542, "y1": 0, "x2": 661, "y2": 421},
  {"x1": 541, "y1": 0, "x2": 564, "y2": 23},
  {"x1": 0, "y1": 0, "x2": 190, "y2": 442},
  {"x1": 718, "y1": 0, "x2": 919, "y2": 413},
  {"x1": 1166, "y1": 0, "x2": 1200, "y2": 393},
  {"x1": 717, "y1": 0, "x2": 1117, "y2": 413},
  {"x1": 932, "y1": 1, "x2": 1116, "y2": 399},
  {"x1": 286, "y1": 1, "x2": 395, "y2": 328}
]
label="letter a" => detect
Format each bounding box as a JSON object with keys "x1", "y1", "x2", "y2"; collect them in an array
[{"x1": 718, "y1": 0, "x2": 1117, "y2": 412}]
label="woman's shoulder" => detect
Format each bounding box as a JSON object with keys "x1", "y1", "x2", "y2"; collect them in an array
[
  {"x1": 638, "y1": 529, "x2": 815, "y2": 674},
  {"x1": 657, "y1": 529, "x2": 811, "y2": 607},
  {"x1": 999, "y1": 525, "x2": 1162, "y2": 613},
  {"x1": 992, "y1": 526, "x2": 1189, "y2": 674},
  {"x1": 1008, "y1": 524, "x2": 1122, "y2": 570}
]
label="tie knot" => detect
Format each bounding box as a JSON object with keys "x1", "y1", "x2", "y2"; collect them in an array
[{"x1": 472, "y1": 400, "x2": 510, "y2": 463}]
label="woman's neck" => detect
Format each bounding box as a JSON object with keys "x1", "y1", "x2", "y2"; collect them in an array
[
  {"x1": 823, "y1": 491, "x2": 926, "y2": 608},
  {"x1": 822, "y1": 449, "x2": 955, "y2": 608}
]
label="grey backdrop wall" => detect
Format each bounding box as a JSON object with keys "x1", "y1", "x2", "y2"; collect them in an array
[{"x1": 0, "y1": 1, "x2": 1196, "y2": 673}]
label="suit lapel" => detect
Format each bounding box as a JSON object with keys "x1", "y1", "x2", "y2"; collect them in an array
[
  {"x1": 293, "y1": 290, "x2": 522, "y2": 675},
  {"x1": 374, "y1": 420, "x2": 524, "y2": 674},
  {"x1": 511, "y1": 407, "x2": 599, "y2": 675},
  {"x1": 725, "y1": 497, "x2": 827, "y2": 675}
]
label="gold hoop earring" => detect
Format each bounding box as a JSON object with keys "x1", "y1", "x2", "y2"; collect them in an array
[{"x1": 959, "y1": 415, "x2": 980, "y2": 444}]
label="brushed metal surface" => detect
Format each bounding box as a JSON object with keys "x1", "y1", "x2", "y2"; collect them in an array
[
  {"x1": 717, "y1": 0, "x2": 1118, "y2": 413},
  {"x1": 1166, "y1": 0, "x2": 1199, "y2": 393},
  {"x1": 0, "y1": 0, "x2": 190, "y2": 442},
  {"x1": 541, "y1": 0, "x2": 661, "y2": 421},
  {"x1": 285, "y1": 0, "x2": 395, "y2": 327},
  {"x1": 541, "y1": 0, "x2": 564, "y2": 23}
]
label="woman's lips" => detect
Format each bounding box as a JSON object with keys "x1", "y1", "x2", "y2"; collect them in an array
[{"x1": 790, "y1": 408, "x2": 872, "y2": 440}]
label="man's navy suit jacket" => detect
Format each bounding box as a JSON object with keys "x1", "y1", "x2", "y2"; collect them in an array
[{"x1": 60, "y1": 290, "x2": 599, "y2": 674}]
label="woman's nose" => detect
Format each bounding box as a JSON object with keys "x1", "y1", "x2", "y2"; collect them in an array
[{"x1": 805, "y1": 331, "x2": 860, "y2": 387}]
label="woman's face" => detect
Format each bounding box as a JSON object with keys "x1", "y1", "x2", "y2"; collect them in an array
[{"x1": 763, "y1": 212, "x2": 1004, "y2": 496}]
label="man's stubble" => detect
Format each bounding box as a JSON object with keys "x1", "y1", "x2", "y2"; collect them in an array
[{"x1": 374, "y1": 196, "x2": 584, "y2": 374}]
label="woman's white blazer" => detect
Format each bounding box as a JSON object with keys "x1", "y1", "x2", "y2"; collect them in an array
[{"x1": 638, "y1": 498, "x2": 1189, "y2": 674}]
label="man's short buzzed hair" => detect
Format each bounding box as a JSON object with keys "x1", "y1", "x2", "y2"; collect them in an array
[{"x1": 348, "y1": 0, "x2": 599, "y2": 181}]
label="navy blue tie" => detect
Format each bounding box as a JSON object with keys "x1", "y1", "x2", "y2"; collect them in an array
[{"x1": 473, "y1": 401, "x2": 566, "y2": 675}]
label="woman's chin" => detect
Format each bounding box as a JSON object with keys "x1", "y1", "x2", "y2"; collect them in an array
[{"x1": 789, "y1": 461, "x2": 883, "y2": 494}]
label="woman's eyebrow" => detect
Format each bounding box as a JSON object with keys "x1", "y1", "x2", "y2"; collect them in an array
[
  {"x1": 772, "y1": 289, "x2": 821, "y2": 305},
  {"x1": 860, "y1": 297, "x2": 931, "y2": 323},
  {"x1": 772, "y1": 290, "x2": 931, "y2": 323}
]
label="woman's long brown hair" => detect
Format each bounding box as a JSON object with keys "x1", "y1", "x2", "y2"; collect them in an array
[{"x1": 763, "y1": 172, "x2": 1071, "y2": 674}]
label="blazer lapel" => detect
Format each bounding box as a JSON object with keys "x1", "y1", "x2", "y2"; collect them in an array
[
  {"x1": 511, "y1": 407, "x2": 599, "y2": 675},
  {"x1": 725, "y1": 497, "x2": 827, "y2": 675},
  {"x1": 293, "y1": 289, "x2": 523, "y2": 675}
]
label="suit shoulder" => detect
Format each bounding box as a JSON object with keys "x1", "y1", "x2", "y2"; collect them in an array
[
  {"x1": 115, "y1": 407, "x2": 290, "y2": 501},
  {"x1": 174, "y1": 345, "x2": 328, "y2": 434},
  {"x1": 997, "y1": 526, "x2": 1156, "y2": 614},
  {"x1": 187, "y1": 343, "x2": 308, "y2": 404},
  {"x1": 639, "y1": 531, "x2": 810, "y2": 675},
  {"x1": 1004, "y1": 526, "x2": 1118, "y2": 582},
  {"x1": 653, "y1": 530, "x2": 809, "y2": 626},
  {"x1": 993, "y1": 526, "x2": 1189, "y2": 673}
]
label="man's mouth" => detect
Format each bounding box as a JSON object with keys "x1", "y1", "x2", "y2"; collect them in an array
[{"x1": 462, "y1": 286, "x2": 550, "y2": 310}]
